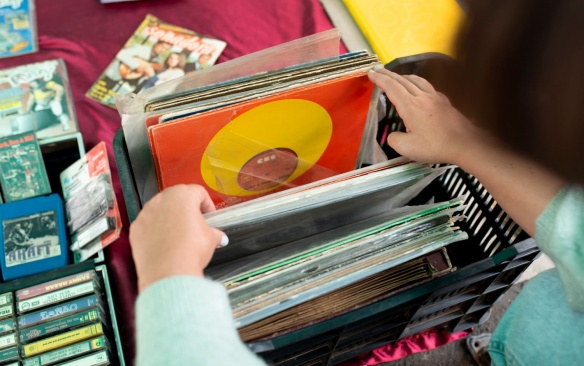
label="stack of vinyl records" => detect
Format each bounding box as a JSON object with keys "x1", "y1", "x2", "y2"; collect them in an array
[
  {"x1": 118, "y1": 31, "x2": 470, "y2": 342},
  {"x1": 204, "y1": 159, "x2": 468, "y2": 338}
]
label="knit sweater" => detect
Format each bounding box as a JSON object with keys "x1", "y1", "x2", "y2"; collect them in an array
[{"x1": 135, "y1": 186, "x2": 584, "y2": 365}]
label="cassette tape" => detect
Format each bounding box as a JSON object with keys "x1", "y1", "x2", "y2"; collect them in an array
[
  {"x1": 18, "y1": 294, "x2": 102, "y2": 329},
  {"x1": 22, "y1": 323, "x2": 103, "y2": 357}
]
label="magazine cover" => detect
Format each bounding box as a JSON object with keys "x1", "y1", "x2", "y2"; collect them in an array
[
  {"x1": 87, "y1": 14, "x2": 227, "y2": 108},
  {"x1": 0, "y1": 59, "x2": 79, "y2": 140},
  {"x1": 0, "y1": 0, "x2": 37, "y2": 58},
  {"x1": 0, "y1": 131, "x2": 50, "y2": 202}
]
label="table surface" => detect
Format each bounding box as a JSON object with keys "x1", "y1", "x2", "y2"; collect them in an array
[{"x1": 0, "y1": 0, "x2": 340, "y2": 362}]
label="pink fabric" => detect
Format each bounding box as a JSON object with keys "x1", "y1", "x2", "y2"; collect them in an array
[
  {"x1": 340, "y1": 328, "x2": 472, "y2": 366},
  {"x1": 0, "y1": 1, "x2": 467, "y2": 363}
]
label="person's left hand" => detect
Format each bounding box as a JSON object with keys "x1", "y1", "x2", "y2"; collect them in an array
[{"x1": 368, "y1": 67, "x2": 491, "y2": 166}]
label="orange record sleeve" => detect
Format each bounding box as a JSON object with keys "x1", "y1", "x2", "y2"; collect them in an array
[{"x1": 148, "y1": 71, "x2": 376, "y2": 208}]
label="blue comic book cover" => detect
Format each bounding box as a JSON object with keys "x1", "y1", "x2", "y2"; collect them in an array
[{"x1": 0, "y1": 0, "x2": 37, "y2": 58}]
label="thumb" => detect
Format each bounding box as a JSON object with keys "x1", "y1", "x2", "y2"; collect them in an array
[
  {"x1": 212, "y1": 228, "x2": 229, "y2": 248},
  {"x1": 387, "y1": 131, "x2": 415, "y2": 156}
]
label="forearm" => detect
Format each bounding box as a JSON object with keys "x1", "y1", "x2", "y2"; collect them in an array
[
  {"x1": 136, "y1": 276, "x2": 264, "y2": 366},
  {"x1": 455, "y1": 134, "x2": 565, "y2": 236}
]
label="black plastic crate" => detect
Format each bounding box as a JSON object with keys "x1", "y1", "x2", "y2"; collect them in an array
[{"x1": 112, "y1": 128, "x2": 537, "y2": 365}]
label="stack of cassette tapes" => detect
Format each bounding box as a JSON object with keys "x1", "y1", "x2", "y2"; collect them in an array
[
  {"x1": 10, "y1": 270, "x2": 113, "y2": 366},
  {"x1": 0, "y1": 292, "x2": 18, "y2": 365}
]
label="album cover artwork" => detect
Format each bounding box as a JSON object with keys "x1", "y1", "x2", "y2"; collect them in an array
[
  {"x1": 148, "y1": 71, "x2": 377, "y2": 208},
  {"x1": 0, "y1": 0, "x2": 37, "y2": 58},
  {"x1": 86, "y1": 14, "x2": 227, "y2": 108},
  {"x1": 2, "y1": 210, "x2": 60, "y2": 267},
  {"x1": 0, "y1": 131, "x2": 50, "y2": 202},
  {"x1": 0, "y1": 59, "x2": 78, "y2": 140},
  {"x1": 0, "y1": 194, "x2": 69, "y2": 280}
]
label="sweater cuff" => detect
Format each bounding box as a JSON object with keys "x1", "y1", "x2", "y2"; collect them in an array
[
  {"x1": 136, "y1": 276, "x2": 240, "y2": 340},
  {"x1": 535, "y1": 186, "x2": 570, "y2": 250}
]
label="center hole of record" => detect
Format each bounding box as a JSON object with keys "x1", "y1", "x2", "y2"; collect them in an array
[{"x1": 237, "y1": 148, "x2": 298, "y2": 191}]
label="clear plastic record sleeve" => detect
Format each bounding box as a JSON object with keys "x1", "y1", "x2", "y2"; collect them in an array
[
  {"x1": 117, "y1": 29, "x2": 386, "y2": 205},
  {"x1": 205, "y1": 160, "x2": 449, "y2": 266},
  {"x1": 230, "y1": 210, "x2": 467, "y2": 328}
]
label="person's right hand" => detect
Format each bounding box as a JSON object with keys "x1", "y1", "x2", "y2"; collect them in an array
[
  {"x1": 129, "y1": 185, "x2": 227, "y2": 293},
  {"x1": 368, "y1": 68, "x2": 495, "y2": 166}
]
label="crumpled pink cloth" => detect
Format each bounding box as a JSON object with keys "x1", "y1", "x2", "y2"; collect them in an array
[{"x1": 340, "y1": 328, "x2": 472, "y2": 366}]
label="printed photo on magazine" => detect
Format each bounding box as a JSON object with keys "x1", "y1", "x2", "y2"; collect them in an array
[{"x1": 86, "y1": 14, "x2": 227, "y2": 108}]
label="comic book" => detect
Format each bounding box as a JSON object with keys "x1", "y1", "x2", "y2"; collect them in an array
[
  {"x1": 0, "y1": 59, "x2": 79, "y2": 140},
  {"x1": 86, "y1": 14, "x2": 227, "y2": 108},
  {"x1": 0, "y1": 0, "x2": 37, "y2": 58}
]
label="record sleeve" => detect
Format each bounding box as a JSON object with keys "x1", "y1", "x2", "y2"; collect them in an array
[
  {"x1": 0, "y1": 59, "x2": 78, "y2": 139},
  {"x1": 0, "y1": 194, "x2": 69, "y2": 280},
  {"x1": 148, "y1": 70, "x2": 378, "y2": 208}
]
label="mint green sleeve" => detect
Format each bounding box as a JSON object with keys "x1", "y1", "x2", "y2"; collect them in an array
[
  {"x1": 135, "y1": 276, "x2": 266, "y2": 366},
  {"x1": 535, "y1": 186, "x2": 584, "y2": 312}
]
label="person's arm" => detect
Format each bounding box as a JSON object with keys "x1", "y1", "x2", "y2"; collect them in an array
[
  {"x1": 130, "y1": 185, "x2": 265, "y2": 366},
  {"x1": 367, "y1": 68, "x2": 565, "y2": 236},
  {"x1": 369, "y1": 69, "x2": 584, "y2": 311}
]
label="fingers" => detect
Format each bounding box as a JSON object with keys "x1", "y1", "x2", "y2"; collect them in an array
[
  {"x1": 368, "y1": 70, "x2": 411, "y2": 107},
  {"x1": 372, "y1": 68, "x2": 421, "y2": 96},
  {"x1": 184, "y1": 185, "x2": 216, "y2": 214},
  {"x1": 214, "y1": 228, "x2": 229, "y2": 248},
  {"x1": 387, "y1": 131, "x2": 414, "y2": 157},
  {"x1": 402, "y1": 75, "x2": 436, "y2": 94}
]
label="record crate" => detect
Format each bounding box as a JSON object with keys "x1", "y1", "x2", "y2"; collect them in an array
[{"x1": 113, "y1": 119, "x2": 538, "y2": 365}]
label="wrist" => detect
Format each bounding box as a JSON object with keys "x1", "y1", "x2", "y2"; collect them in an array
[{"x1": 138, "y1": 267, "x2": 205, "y2": 293}]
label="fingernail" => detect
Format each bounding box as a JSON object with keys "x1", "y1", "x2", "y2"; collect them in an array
[
  {"x1": 219, "y1": 233, "x2": 229, "y2": 248},
  {"x1": 373, "y1": 64, "x2": 383, "y2": 70}
]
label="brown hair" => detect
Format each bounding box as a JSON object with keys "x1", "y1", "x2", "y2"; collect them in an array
[
  {"x1": 164, "y1": 52, "x2": 187, "y2": 70},
  {"x1": 446, "y1": 0, "x2": 584, "y2": 184}
]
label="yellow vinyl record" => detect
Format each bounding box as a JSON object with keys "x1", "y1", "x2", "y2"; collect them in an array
[{"x1": 201, "y1": 99, "x2": 333, "y2": 196}]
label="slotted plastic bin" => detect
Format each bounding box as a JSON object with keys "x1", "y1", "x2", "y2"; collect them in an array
[{"x1": 112, "y1": 96, "x2": 538, "y2": 364}]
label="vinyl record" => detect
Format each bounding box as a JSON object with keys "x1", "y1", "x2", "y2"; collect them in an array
[{"x1": 201, "y1": 99, "x2": 332, "y2": 196}]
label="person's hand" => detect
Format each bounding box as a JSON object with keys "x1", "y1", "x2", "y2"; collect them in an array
[
  {"x1": 129, "y1": 185, "x2": 228, "y2": 293},
  {"x1": 368, "y1": 68, "x2": 494, "y2": 165}
]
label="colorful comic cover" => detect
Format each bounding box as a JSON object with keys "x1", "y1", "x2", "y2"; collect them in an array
[
  {"x1": 0, "y1": 59, "x2": 79, "y2": 140},
  {"x1": 0, "y1": 131, "x2": 50, "y2": 202},
  {"x1": 86, "y1": 14, "x2": 227, "y2": 108},
  {"x1": 0, "y1": 0, "x2": 37, "y2": 58}
]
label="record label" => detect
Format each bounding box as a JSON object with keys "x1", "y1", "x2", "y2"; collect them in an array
[
  {"x1": 237, "y1": 148, "x2": 298, "y2": 191},
  {"x1": 201, "y1": 99, "x2": 332, "y2": 197}
]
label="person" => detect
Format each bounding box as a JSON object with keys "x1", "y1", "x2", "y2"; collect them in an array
[
  {"x1": 130, "y1": 185, "x2": 264, "y2": 366},
  {"x1": 130, "y1": 1, "x2": 584, "y2": 365},
  {"x1": 6, "y1": 223, "x2": 32, "y2": 253},
  {"x1": 102, "y1": 40, "x2": 172, "y2": 94},
  {"x1": 27, "y1": 79, "x2": 71, "y2": 131},
  {"x1": 137, "y1": 52, "x2": 187, "y2": 91}
]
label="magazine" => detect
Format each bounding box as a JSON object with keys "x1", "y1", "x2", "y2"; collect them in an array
[
  {"x1": 0, "y1": 59, "x2": 78, "y2": 141},
  {"x1": 0, "y1": 0, "x2": 37, "y2": 58},
  {"x1": 86, "y1": 14, "x2": 227, "y2": 108}
]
